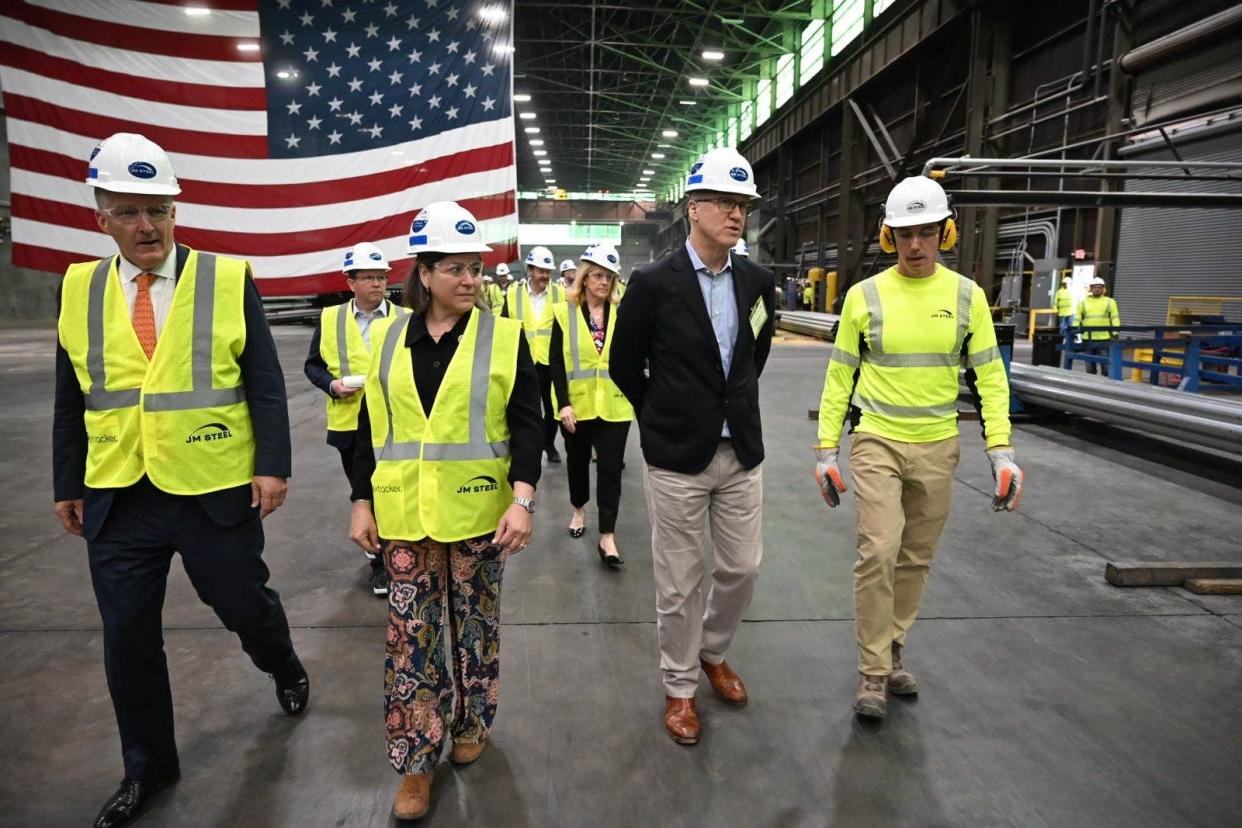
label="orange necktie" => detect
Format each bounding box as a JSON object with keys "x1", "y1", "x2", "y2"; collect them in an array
[{"x1": 133, "y1": 273, "x2": 158, "y2": 359}]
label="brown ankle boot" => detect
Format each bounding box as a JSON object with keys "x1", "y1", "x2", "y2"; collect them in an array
[
  {"x1": 392, "y1": 772, "x2": 432, "y2": 820},
  {"x1": 449, "y1": 739, "x2": 487, "y2": 765},
  {"x1": 889, "y1": 642, "x2": 918, "y2": 696},
  {"x1": 854, "y1": 672, "x2": 888, "y2": 718}
]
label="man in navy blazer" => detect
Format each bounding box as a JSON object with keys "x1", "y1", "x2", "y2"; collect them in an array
[
  {"x1": 51, "y1": 133, "x2": 307, "y2": 828},
  {"x1": 610, "y1": 147, "x2": 775, "y2": 746}
]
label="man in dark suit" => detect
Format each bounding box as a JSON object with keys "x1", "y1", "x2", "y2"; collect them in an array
[
  {"x1": 51, "y1": 133, "x2": 308, "y2": 828},
  {"x1": 610, "y1": 147, "x2": 775, "y2": 746}
]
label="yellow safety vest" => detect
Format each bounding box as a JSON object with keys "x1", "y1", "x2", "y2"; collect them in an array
[
  {"x1": 1054, "y1": 287, "x2": 1074, "y2": 317},
  {"x1": 319, "y1": 300, "x2": 408, "y2": 432},
  {"x1": 366, "y1": 310, "x2": 522, "y2": 543},
  {"x1": 505, "y1": 282, "x2": 560, "y2": 363},
  {"x1": 58, "y1": 251, "x2": 256, "y2": 494},
  {"x1": 551, "y1": 302, "x2": 634, "y2": 422},
  {"x1": 484, "y1": 283, "x2": 505, "y2": 316},
  {"x1": 1076, "y1": 295, "x2": 1120, "y2": 341},
  {"x1": 615, "y1": 280, "x2": 626, "y2": 299}
]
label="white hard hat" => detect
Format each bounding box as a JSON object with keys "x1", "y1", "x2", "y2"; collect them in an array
[
  {"x1": 883, "y1": 176, "x2": 952, "y2": 228},
  {"x1": 342, "y1": 241, "x2": 391, "y2": 273},
  {"x1": 559, "y1": 258, "x2": 577, "y2": 273},
  {"x1": 1062, "y1": 275, "x2": 1072, "y2": 284},
  {"x1": 495, "y1": 263, "x2": 511, "y2": 277},
  {"x1": 407, "y1": 201, "x2": 491, "y2": 255},
  {"x1": 483, "y1": 274, "x2": 494, "y2": 283},
  {"x1": 685, "y1": 147, "x2": 759, "y2": 199},
  {"x1": 86, "y1": 133, "x2": 180, "y2": 196},
  {"x1": 525, "y1": 246, "x2": 555, "y2": 269},
  {"x1": 580, "y1": 243, "x2": 621, "y2": 275},
  {"x1": 1090, "y1": 276, "x2": 1106, "y2": 287},
  {"x1": 732, "y1": 239, "x2": 749, "y2": 258}
]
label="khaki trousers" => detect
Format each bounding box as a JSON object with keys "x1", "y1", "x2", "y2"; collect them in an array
[
  {"x1": 850, "y1": 433, "x2": 959, "y2": 676},
  {"x1": 644, "y1": 443, "x2": 764, "y2": 697}
]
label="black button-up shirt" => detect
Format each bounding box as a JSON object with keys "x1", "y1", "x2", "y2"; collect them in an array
[{"x1": 350, "y1": 309, "x2": 543, "y2": 500}]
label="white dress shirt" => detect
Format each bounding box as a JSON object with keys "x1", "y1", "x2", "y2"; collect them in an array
[
  {"x1": 117, "y1": 250, "x2": 177, "y2": 337},
  {"x1": 353, "y1": 298, "x2": 390, "y2": 348},
  {"x1": 528, "y1": 286, "x2": 548, "y2": 319}
]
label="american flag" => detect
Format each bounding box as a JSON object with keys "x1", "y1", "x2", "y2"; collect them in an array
[{"x1": 0, "y1": 0, "x2": 518, "y2": 296}]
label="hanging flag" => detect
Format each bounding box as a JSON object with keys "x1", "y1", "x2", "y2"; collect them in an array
[{"x1": 0, "y1": 0, "x2": 517, "y2": 296}]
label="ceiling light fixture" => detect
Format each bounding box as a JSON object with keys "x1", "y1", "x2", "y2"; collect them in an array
[
  {"x1": 519, "y1": 112, "x2": 536, "y2": 120},
  {"x1": 642, "y1": 169, "x2": 655, "y2": 175},
  {"x1": 524, "y1": 127, "x2": 540, "y2": 134},
  {"x1": 702, "y1": 50, "x2": 725, "y2": 61},
  {"x1": 661, "y1": 130, "x2": 678, "y2": 138},
  {"x1": 688, "y1": 77, "x2": 709, "y2": 87},
  {"x1": 651, "y1": 153, "x2": 665, "y2": 159},
  {"x1": 529, "y1": 139, "x2": 544, "y2": 146},
  {"x1": 533, "y1": 150, "x2": 547, "y2": 156},
  {"x1": 679, "y1": 100, "x2": 696, "y2": 106},
  {"x1": 513, "y1": 93, "x2": 531, "y2": 102}
]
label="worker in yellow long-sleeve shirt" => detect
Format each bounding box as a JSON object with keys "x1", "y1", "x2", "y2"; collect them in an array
[
  {"x1": 1074, "y1": 276, "x2": 1121, "y2": 375},
  {"x1": 813, "y1": 176, "x2": 1024, "y2": 721}
]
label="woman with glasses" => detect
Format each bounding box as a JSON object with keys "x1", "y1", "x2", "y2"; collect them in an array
[
  {"x1": 549, "y1": 243, "x2": 634, "y2": 569},
  {"x1": 347, "y1": 201, "x2": 544, "y2": 820}
]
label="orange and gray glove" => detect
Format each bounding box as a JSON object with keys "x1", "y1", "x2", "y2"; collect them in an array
[
  {"x1": 985, "y1": 447, "x2": 1024, "y2": 512},
  {"x1": 814, "y1": 447, "x2": 848, "y2": 508}
]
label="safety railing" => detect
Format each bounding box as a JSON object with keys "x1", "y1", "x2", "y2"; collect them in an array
[{"x1": 1060, "y1": 325, "x2": 1242, "y2": 392}]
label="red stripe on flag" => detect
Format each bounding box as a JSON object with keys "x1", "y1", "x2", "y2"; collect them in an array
[
  {"x1": 3, "y1": 2, "x2": 262, "y2": 62},
  {"x1": 12, "y1": 142, "x2": 516, "y2": 209},
  {"x1": 5, "y1": 94, "x2": 267, "y2": 158},
  {"x1": 0, "y1": 44, "x2": 266, "y2": 110}
]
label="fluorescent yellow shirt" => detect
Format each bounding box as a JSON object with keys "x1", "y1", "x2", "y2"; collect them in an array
[
  {"x1": 1074, "y1": 294, "x2": 1120, "y2": 341},
  {"x1": 817, "y1": 264, "x2": 1012, "y2": 449}
]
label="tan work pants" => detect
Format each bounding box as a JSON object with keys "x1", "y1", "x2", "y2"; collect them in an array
[
  {"x1": 850, "y1": 433, "x2": 959, "y2": 676},
  {"x1": 644, "y1": 443, "x2": 764, "y2": 697}
]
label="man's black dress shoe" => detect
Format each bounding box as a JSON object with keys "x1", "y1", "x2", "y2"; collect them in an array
[
  {"x1": 274, "y1": 654, "x2": 310, "y2": 716},
  {"x1": 546, "y1": 445, "x2": 562, "y2": 464},
  {"x1": 94, "y1": 767, "x2": 180, "y2": 828}
]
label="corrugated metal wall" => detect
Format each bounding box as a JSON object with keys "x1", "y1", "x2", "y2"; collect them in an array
[{"x1": 1112, "y1": 125, "x2": 1242, "y2": 325}]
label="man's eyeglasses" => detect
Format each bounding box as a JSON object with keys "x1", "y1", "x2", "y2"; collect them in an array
[
  {"x1": 101, "y1": 205, "x2": 174, "y2": 225},
  {"x1": 348, "y1": 274, "x2": 388, "y2": 284},
  {"x1": 694, "y1": 197, "x2": 751, "y2": 216},
  {"x1": 893, "y1": 226, "x2": 942, "y2": 242},
  {"x1": 434, "y1": 262, "x2": 485, "y2": 280}
]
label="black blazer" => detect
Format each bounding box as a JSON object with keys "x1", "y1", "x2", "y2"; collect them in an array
[
  {"x1": 609, "y1": 243, "x2": 775, "y2": 474},
  {"x1": 52, "y1": 244, "x2": 292, "y2": 539}
]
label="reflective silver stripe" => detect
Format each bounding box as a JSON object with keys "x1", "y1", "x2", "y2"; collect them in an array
[
  {"x1": 512, "y1": 287, "x2": 524, "y2": 321},
  {"x1": 84, "y1": 256, "x2": 142, "y2": 411},
  {"x1": 596, "y1": 369, "x2": 611, "y2": 381},
  {"x1": 830, "y1": 348, "x2": 861, "y2": 369},
  {"x1": 866, "y1": 352, "x2": 960, "y2": 368},
  {"x1": 376, "y1": 313, "x2": 413, "y2": 460},
  {"x1": 862, "y1": 279, "x2": 884, "y2": 354},
  {"x1": 951, "y1": 276, "x2": 973, "y2": 355},
  {"x1": 527, "y1": 330, "x2": 551, "y2": 338},
  {"x1": 335, "y1": 302, "x2": 351, "y2": 376},
  {"x1": 855, "y1": 395, "x2": 958, "y2": 418},
  {"x1": 565, "y1": 305, "x2": 606, "y2": 381},
  {"x1": 376, "y1": 312, "x2": 510, "y2": 463},
  {"x1": 143, "y1": 253, "x2": 246, "y2": 412},
  {"x1": 965, "y1": 345, "x2": 1001, "y2": 369}
]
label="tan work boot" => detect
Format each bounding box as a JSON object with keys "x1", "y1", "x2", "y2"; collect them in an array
[
  {"x1": 392, "y1": 771, "x2": 433, "y2": 820},
  {"x1": 854, "y1": 672, "x2": 888, "y2": 718},
  {"x1": 449, "y1": 739, "x2": 487, "y2": 765},
  {"x1": 889, "y1": 642, "x2": 918, "y2": 696}
]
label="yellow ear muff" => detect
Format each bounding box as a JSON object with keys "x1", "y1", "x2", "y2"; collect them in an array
[
  {"x1": 879, "y1": 223, "x2": 896, "y2": 254},
  {"x1": 939, "y1": 218, "x2": 957, "y2": 251}
]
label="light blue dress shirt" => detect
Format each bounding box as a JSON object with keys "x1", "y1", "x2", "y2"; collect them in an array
[
  {"x1": 685, "y1": 239, "x2": 739, "y2": 437},
  {"x1": 353, "y1": 298, "x2": 389, "y2": 348}
]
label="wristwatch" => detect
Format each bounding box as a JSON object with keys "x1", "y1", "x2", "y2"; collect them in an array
[{"x1": 513, "y1": 496, "x2": 536, "y2": 514}]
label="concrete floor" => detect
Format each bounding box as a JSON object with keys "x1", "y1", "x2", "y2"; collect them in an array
[{"x1": 1, "y1": 325, "x2": 1239, "y2": 827}]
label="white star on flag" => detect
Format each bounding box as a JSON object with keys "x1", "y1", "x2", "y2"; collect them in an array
[{"x1": 285, "y1": 134, "x2": 301, "y2": 148}]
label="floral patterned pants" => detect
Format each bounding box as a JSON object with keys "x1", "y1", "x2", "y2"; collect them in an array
[{"x1": 383, "y1": 536, "x2": 505, "y2": 775}]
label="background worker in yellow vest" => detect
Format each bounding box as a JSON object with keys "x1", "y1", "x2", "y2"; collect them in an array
[
  {"x1": 1074, "y1": 276, "x2": 1122, "y2": 375},
  {"x1": 52, "y1": 133, "x2": 308, "y2": 827},
  {"x1": 483, "y1": 262, "x2": 510, "y2": 315},
  {"x1": 303, "y1": 242, "x2": 408, "y2": 597},
  {"x1": 347, "y1": 201, "x2": 543, "y2": 820},
  {"x1": 549, "y1": 243, "x2": 635, "y2": 569},
  {"x1": 503, "y1": 245, "x2": 564, "y2": 463},
  {"x1": 814, "y1": 176, "x2": 1024, "y2": 721},
  {"x1": 1054, "y1": 274, "x2": 1075, "y2": 336},
  {"x1": 802, "y1": 280, "x2": 814, "y2": 310}
]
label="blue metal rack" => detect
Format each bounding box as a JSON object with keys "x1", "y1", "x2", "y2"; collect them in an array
[{"x1": 1060, "y1": 325, "x2": 1242, "y2": 392}]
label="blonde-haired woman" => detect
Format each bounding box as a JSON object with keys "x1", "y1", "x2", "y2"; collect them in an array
[
  {"x1": 348, "y1": 201, "x2": 544, "y2": 819},
  {"x1": 549, "y1": 243, "x2": 634, "y2": 569}
]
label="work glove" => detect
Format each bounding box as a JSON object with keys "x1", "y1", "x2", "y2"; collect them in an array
[
  {"x1": 814, "y1": 447, "x2": 848, "y2": 508},
  {"x1": 985, "y1": 447, "x2": 1024, "y2": 512}
]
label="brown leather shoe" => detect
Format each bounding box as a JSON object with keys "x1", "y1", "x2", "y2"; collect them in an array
[
  {"x1": 449, "y1": 739, "x2": 487, "y2": 765},
  {"x1": 888, "y1": 643, "x2": 918, "y2": 696},
  {"x1": 392, "y1": 772, "x2": 432, "y2": 820},
  {"x1": 663, "y1": 696, "x2": 700, "y2": 745},
  {"x1": 700, "y1": 659, "x2": 748, "y2": 706}
]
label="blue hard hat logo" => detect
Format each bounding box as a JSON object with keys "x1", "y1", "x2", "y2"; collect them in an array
[
  {"x1": 128, "y1": 161, "x2": 157, "y2": 179},
  {"x1": 728, "y1": 166, "x2": 749, "y2": 182},
  {"x1": 411, "y1": 216, "x2": 428, "y2": 232},
  {"x1": 89, "y1": 146, "x2": 102, "y2": 161},
  {"x1": 368, "y1": 251, "x2": 383, "y2": 261},
  {"x1": 607, "y1": 253, "x2": 617, "y2": 264},
  {"x1": 690, "y1": 162, "x2": 703, "y2": 174},
  {"x1": 455, "y1": 220, "x2": 476, "y2": 235}
]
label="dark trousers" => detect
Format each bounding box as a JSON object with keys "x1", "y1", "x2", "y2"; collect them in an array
[
  {"x1": 535, "y1": 363, "x2": 559, "y2": 450},
  {"x1": 336, "y1": 441, "x2": 381, "y2": 571},
  {"x1": 1084, "y1": 340, "x2": 1111, "y2": 374},
  {"x1": 87, "y1": 478, "x2": 295, "y2": 779},
  {"x1": 561, "y1": 418, "x2": 631, "y2": 533}
]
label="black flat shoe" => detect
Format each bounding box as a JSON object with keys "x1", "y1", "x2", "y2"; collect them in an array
[
  {"x1": 94, "y1": 767, "x2": 180, "y2": 828},
  {"x1": 546, "y1": 446, "x2": 562, "y2": 464},
  {"x1": 274, "y1": 654, "x2": 310, "y2": 716},
  {"x1": 568, "y1": 525, "x2": 586, "y2": 538},
  {"x1": 597, "y1": 544, "x2": 624, "y2": 569}
]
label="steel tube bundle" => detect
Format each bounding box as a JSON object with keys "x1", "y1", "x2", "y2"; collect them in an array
[{"x1": 775, "y1": 311, "x2": 840, "y2": 341}]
